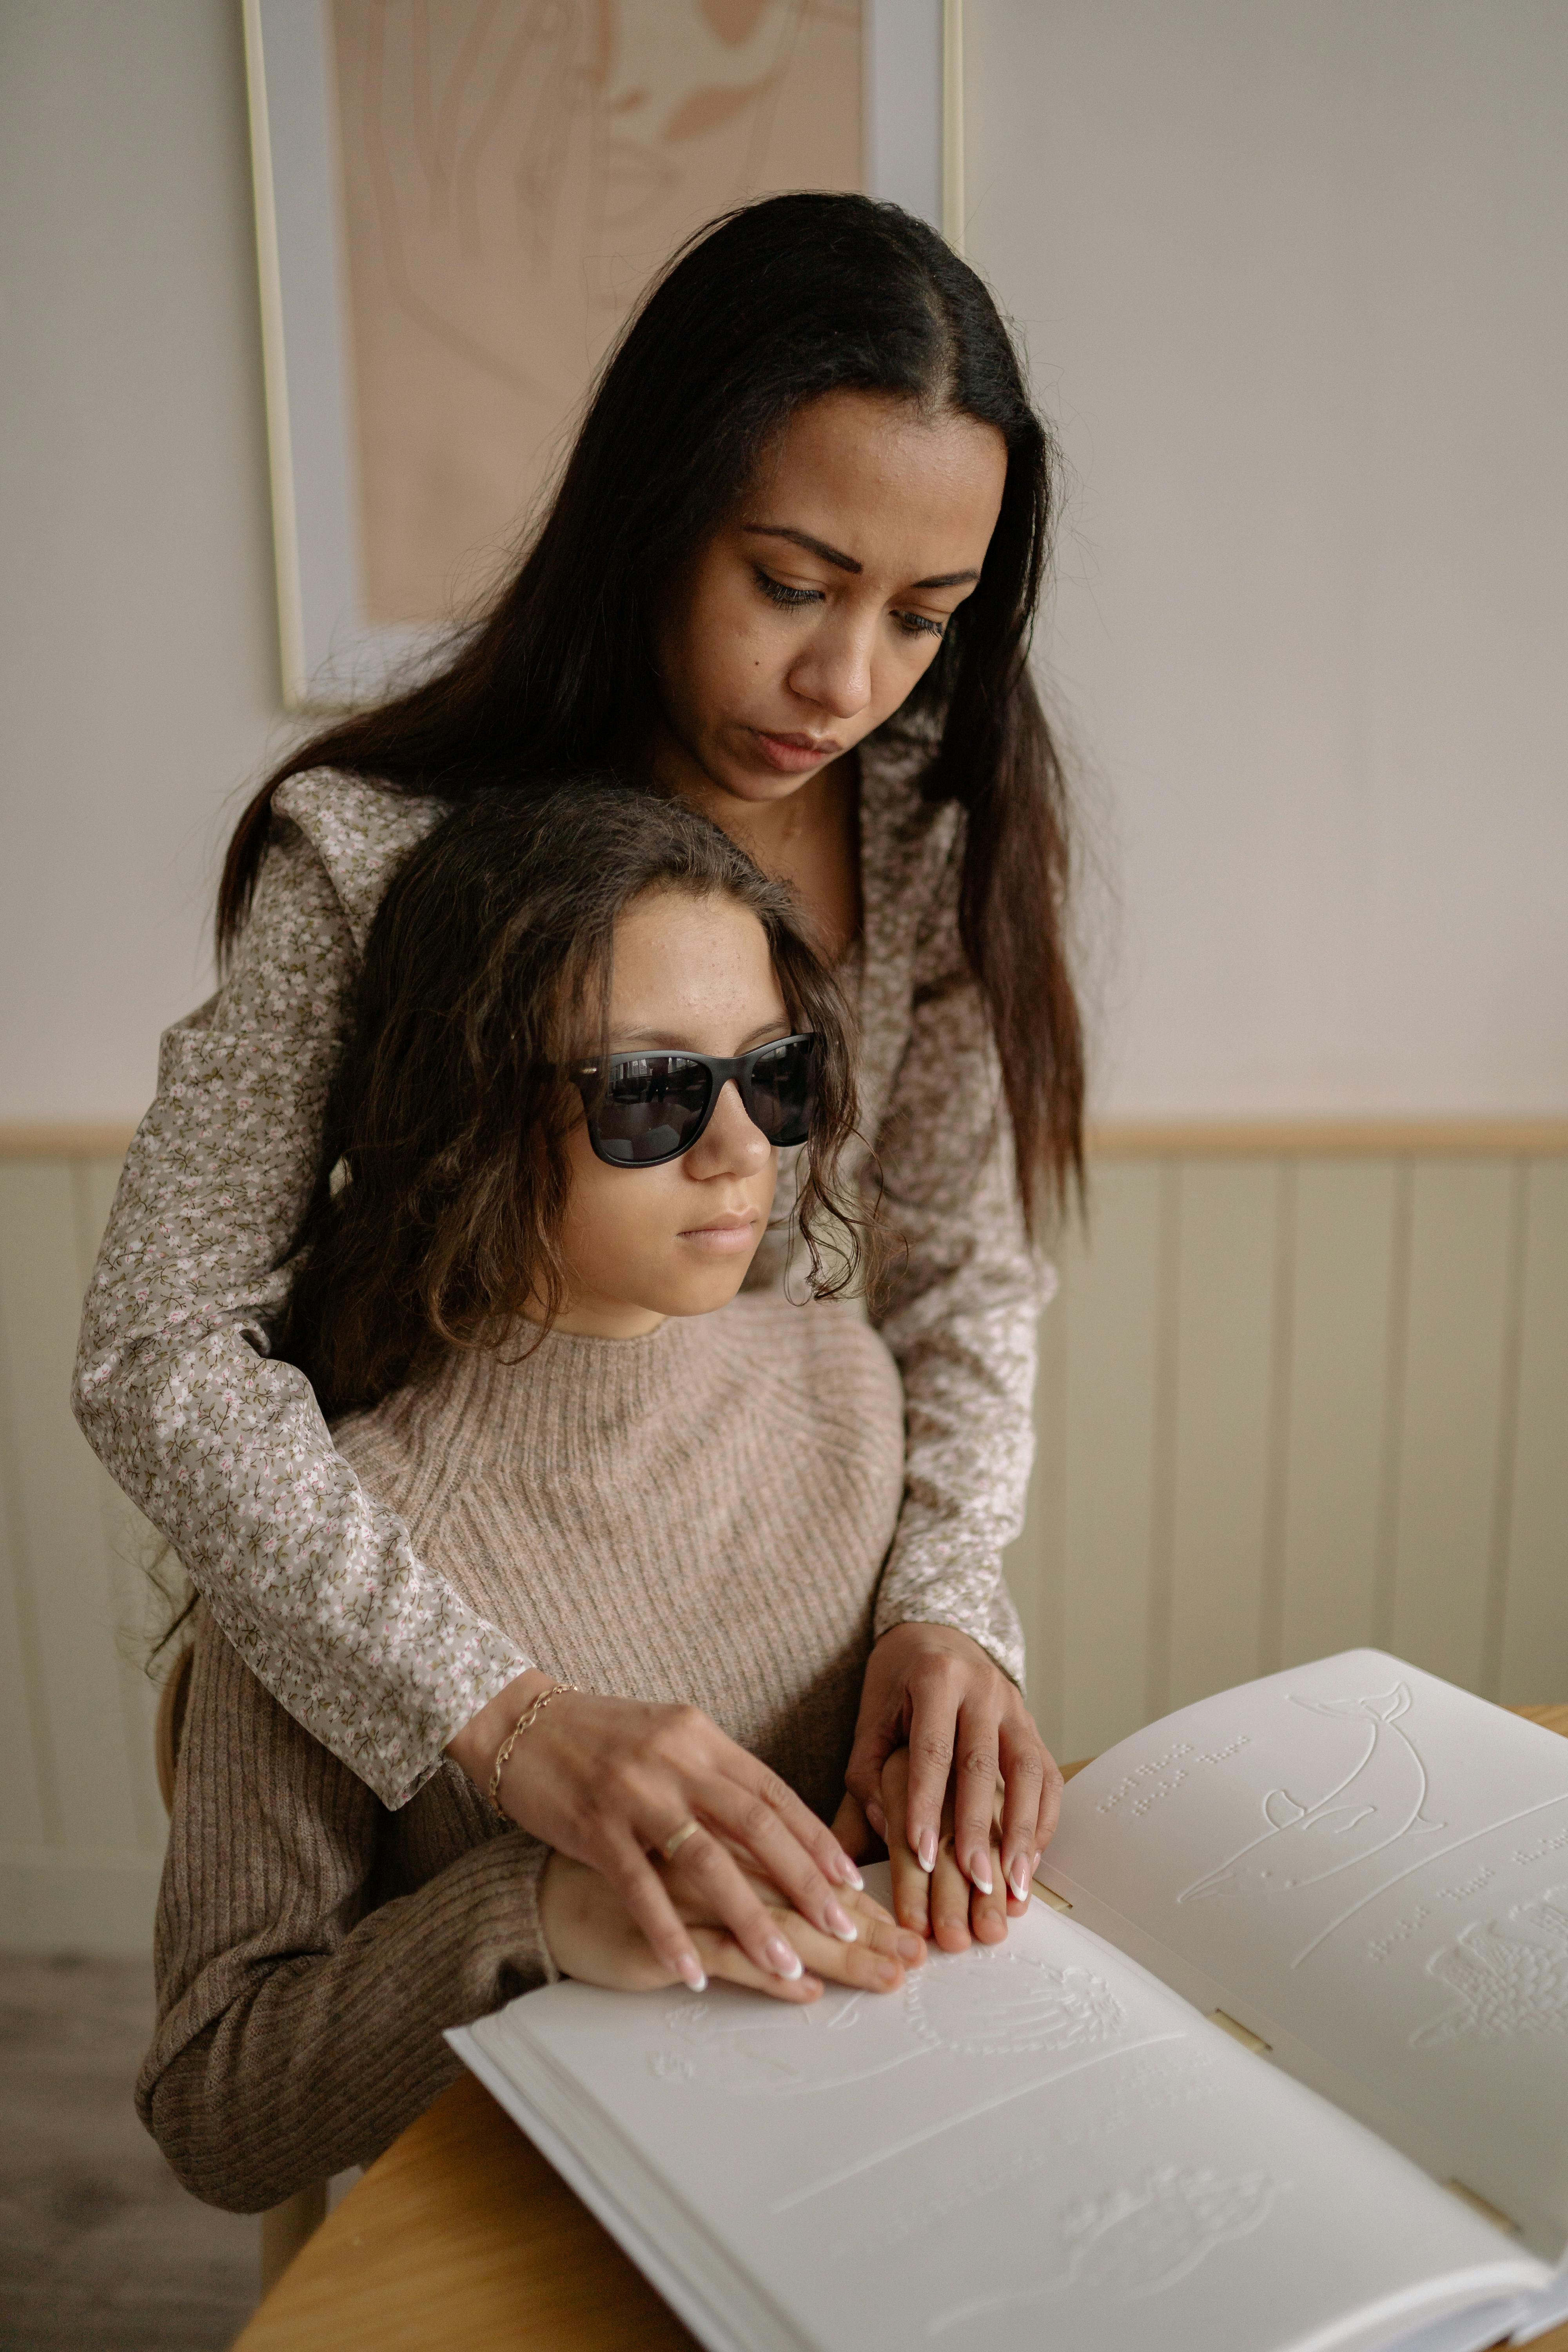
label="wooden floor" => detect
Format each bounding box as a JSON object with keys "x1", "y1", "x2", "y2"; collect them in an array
[{"x1": 0, "y1": 1950, "x2": 258, "y2": 2350}]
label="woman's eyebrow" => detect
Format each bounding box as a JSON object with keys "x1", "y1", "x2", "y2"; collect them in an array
[
  {"x1": 744, "y1": 523, "x2": 860, "y2": 573},
  {"x1": 742, "y1": 522, "x2": 978, "y2": 591}
]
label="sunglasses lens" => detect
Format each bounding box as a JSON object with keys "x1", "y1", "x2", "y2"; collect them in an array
[
  {"x1": 591, "y1": 1056, "x2": 712, "y2": 1164},
  {"x1": 744, "y1": 1037, "x2": 815, "y2": 1146}
]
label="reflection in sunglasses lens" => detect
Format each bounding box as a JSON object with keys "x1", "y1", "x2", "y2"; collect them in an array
[
  {"x1": 595, "y1": 1056, "x2": 711, "y2": 1164},
  {"x1": 747, "y1": 1040, "x2": 813, "y2": 1145}
]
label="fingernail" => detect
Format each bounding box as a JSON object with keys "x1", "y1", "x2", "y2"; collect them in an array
[
  {"x1": 1009, "y1": 1855, "x2": 1032, "y2": 1901},
  {"x1": 875, "y1": 1957, "x2": 900, "y2": 1987},
  {"x1": 897, "y1": 1932, "x2": 926, "y2": 1962},
  {"x1": 765, "y1": 1935, "x2": 804, "y2": 1980},
  {"x1": 866, "y1": 1801, "x2": 887, "y2": 1838},
  {"x1": 835, "y1": 1853, "x2": 864, "y2": 1891},
  {"x1": 824, "y1": 1900, "x2": 858, "y2": 1943},
  {"x1": 677, "y1": 1952, "x2": 707, "y2": 1993},
  {"x1": 917, "y1": 1828, "x2": 937, "y2": 1874},
  {"x1": 969, "y1": 1855, "x2": 993, "y2": 1895}
]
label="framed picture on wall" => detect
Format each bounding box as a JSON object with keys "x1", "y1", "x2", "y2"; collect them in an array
[{"x1": 242, "y1": 0, "x2": 962, "y2": 708}]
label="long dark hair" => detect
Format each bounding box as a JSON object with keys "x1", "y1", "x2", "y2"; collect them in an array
[
  {"x1": 222, "y1": 192, "x2": 1083, "y2": 1224},
  {"x1": 275, "y1": 780, "x2": 874, "y2": 1419}
]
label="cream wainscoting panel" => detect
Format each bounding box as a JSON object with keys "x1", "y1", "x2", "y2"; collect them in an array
[
  {"x1": 1, "y1": 1132, "x2": 1565, "y2": 1950},
  {"x1": 1275, "y1": 1161, "x2": 1401, "y2": 1669},
  {"x1": 0, "y1": 1154, "x2": 165, "y2": 1951},
  {"x1": 1501, "y1": 1161, "x2": 1568, "y2": 1700},
  {"x1": 1011, "y1": 1147, "x2": 1568, "y2": 1764}
]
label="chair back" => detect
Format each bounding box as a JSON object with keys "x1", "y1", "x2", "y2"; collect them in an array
[{"x1": 154, "y1": 1641, "x2": 195, "y2": 1815}]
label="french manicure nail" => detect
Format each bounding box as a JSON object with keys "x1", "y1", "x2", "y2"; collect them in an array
[
  {"x1": 836, "y1": 1853, "x2": 865, "y2": 1891},
  {"x1": 970, "y1": 1855, "x2": 993, "y2": 1895},
  {"x1": 1009, "y1": 1855, "x2": 1032, "y2": 1901},
  {"x1": 677, "y1": 1952, "x2": 707, "y2": 1992},
  {"x1": 917, "y1": 1828, "x2": 937, "y2": 1874},
  {"x1": 765, "y1": 1935, "x2": 804, "y2": 1980},
  {"x1": 824, "y1": 1900, "x2": 858, "y2": 1944}
]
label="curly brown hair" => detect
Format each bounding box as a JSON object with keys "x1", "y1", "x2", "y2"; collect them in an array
[{"x1": 274, "y1": 780, "x2": 877, "y2": 1419}]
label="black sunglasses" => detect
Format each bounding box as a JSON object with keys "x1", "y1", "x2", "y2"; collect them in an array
[{"x1": 570, "y1": 1034, "x2": 817, "y2": 1168}]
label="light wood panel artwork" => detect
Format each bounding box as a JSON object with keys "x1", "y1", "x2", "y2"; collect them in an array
[
  {"x1": 329, "y1": 0, "x2": 864, "y2": 628},
  {"x1": 0, "y1": 1142, "x2": 1565, "y2": 1950}
]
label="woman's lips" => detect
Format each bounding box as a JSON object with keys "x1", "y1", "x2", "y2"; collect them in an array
[{"x1": 750, "y1": 728, "x2": 842, "y2": 775}]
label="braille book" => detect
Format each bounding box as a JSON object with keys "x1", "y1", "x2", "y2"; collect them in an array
[{"x1": 451, "y1": 1652, "x2": 1568, "y2": 2352}]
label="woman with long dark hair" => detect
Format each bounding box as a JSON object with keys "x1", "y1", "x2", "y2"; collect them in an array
[{"x1": 75, "y1": 192, "x2": 1082, "y2": 1982}]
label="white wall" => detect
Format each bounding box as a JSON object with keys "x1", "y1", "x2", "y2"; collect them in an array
[
  {"x1": 967, "y1": 0, "x2": 1568, "y2": 1117},
  {"x1": 3, "y1": 4, "x2": 1565, "y2": 1124},
  {"x1": 0, "y1": 0, "x2": 283, "y2": 1123}
]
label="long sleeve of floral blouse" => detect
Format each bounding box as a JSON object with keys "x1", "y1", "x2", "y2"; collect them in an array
[
  {"x1": 73, "y1": 803, "x2": 529, "y2": 1806},
  {"x1": 864, "y1": 842, "x2": 1055, "y2": 1695}
]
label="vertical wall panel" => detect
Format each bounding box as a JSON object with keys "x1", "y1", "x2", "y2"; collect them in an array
[
  {"x1": 1055, "y1": 1163, "x2": 1165, "y2": 1760},
  {"x1": 1165, "y1": 1163, "x2": 1282, "y2": 1711},
  {"x1": 1498, "y1": 1162, "x2": 1568, "y2": 1703},
  {"x1": 1004, "y1": 1238, "x2": 1068, "y2": 1753},
  {"x1": 1277, "y1": 1160, "x2": 1401, "y2": 1666},
  {"x1": 1387, "y1": 1161, "x2": 1516, "y2": 1689},
  {"x1": 69, "y1": 1156, "x2": 166, "y2": 1851},
  {"x1": 0, "y1": 1163, "x2": 141, "y2": 1851},
  {"x1": 0, "y1": 1301, "x2": 51, "y2": 1847}
]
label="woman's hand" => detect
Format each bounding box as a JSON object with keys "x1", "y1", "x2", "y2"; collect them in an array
[
  {"x1": 831, "y1": 1755, "x2": 1025, "y2": 1950},
  {"x1": 537, "y1": 1851, "x2": 927, "y2": 2002},
  {"x1": 449, "y1": 1674, "x2": 867, "y2": 1994},
  {"x1": 844, "y1": 1623, "x2": 1062, "y2": 1909},
  {"x1": 878, "y1": 1748, "x2": 1031, "y2": 1951}
]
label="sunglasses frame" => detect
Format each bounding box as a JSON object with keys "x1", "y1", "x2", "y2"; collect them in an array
[{"x1": 569, "y1": 1034, "x2": 818, "y2": 1169}]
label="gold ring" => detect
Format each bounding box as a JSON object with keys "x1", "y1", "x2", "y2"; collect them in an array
[{"x1": 661, "y1": 1818, "x2": 701, "y2": 1863}]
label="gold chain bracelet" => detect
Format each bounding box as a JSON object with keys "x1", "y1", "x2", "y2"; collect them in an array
[{"x1": 488, "y1": 1682, "x2": 578, "y2": 1819}]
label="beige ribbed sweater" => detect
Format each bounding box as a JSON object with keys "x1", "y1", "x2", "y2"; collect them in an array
[{"x1": 139, "y1": 1293, "x2": 905, "y2": 2210}]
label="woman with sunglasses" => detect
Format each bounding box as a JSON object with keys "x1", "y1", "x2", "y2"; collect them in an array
[
  {"x1": 76, "y1": 193, "x2": 1081, "y2": 1968},
  {"x1": 142, "y1": 783, "x2": 1042, "y2": 2207}
]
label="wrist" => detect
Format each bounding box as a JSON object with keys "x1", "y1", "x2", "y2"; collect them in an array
[
  {"x1": 875, "y1": 1620, "x2": 984, "y2": 1664},
  {"x1": 445, "y1": 1667, "x2": 555, "y2": 1788}
]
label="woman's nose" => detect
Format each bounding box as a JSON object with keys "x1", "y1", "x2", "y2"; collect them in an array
[
  {"x1": 689, "y1": 1080, "x2": 771, "y2": 1176},
  {"x1": 787, "y1": 612, "x2": 876, "y2": 721}
]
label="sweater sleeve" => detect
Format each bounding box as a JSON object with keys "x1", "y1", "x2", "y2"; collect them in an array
[
  {"x1": 71, "y1": 818, "x2": 528, "y2": 1805},
  {"x1": 866, "y1": 847, "x2": 1057, "y2": 1692},
  {"x1": 138, "y1": 1617, "x2": 555, "y2": 2213}
]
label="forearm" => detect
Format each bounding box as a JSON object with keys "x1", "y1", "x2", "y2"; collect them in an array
[
  {"x1": 73, "y1": 819, "x2": 526, "y2": 1802},
  {"x1": 871, "y1": 1178, "x2": 1053, "y2": 1690},
  {"x1": 140, "y1": 1833, "x2": 554, "y2": 2212}
]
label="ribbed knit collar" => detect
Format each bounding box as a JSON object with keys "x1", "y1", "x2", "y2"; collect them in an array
[{"x1": 421, "y1": 1308, "x2": 728, "y2": 1457}]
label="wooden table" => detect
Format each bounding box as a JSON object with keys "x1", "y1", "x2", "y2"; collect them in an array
[{"x1": 236, "y1": 1708, "x2": 1568, "y2": 2352}]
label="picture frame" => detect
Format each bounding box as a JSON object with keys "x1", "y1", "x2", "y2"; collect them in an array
[{"x1": 241, "y1": 0, "x2": 964, "y2": 710}]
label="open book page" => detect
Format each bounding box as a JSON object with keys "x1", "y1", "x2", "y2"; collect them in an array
[
  {"x1": 1039, "y1": 1652, "x2": 1568, "y2": 2261},
  {"x1": 461, "y1": 1865, "x2": 1545, "y2": 2352}
]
